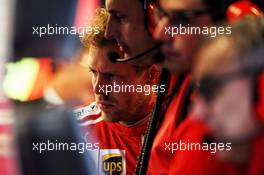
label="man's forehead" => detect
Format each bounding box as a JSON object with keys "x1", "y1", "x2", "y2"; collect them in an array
[{"x1": 160, "y1": 0, "x2": 204, "y2": 11}]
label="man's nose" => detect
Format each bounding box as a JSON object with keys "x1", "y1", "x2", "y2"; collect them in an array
[{"x1": 104, "y1": 16, "x2": 117, "y2": 40}]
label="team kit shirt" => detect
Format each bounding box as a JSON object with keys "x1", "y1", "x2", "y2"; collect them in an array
[
  {"x1": 147, "y1": 74, "x2": 224, "y2": 175},
  {"x1": 74, "y1": 102, "x2": 148, "y2": 175},
  {"x1": 146, "y1": 74, "x2": 264, "y2": 175}
]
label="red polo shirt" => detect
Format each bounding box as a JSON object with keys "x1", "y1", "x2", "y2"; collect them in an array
[{"x1": 74, "y1": 102, "x2": 148, "y2": 175}]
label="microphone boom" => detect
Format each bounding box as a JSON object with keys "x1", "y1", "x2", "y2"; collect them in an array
[{"x1": 108, "y1": 43, "x2": 162, "y2": 63}]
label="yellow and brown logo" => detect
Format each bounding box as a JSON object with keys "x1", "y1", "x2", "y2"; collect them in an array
[{"x1": 102, "y1": 154, "x2": 124, "y2": 175}]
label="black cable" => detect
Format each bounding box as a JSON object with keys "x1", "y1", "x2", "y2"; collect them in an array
[
  {"x1": 135, "y1": 69, "x2": 169, "y2": 175},
  {"x1": 135, "y1": 70, "x2": 188, "y2": 174},
  {"x1": 135, "y1": 73, "x2": 193, "y2": 175}
]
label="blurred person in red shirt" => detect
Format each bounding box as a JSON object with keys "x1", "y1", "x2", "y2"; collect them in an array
[{"x1": 193, "y1": 17, "x2": 264, "y2": 175}]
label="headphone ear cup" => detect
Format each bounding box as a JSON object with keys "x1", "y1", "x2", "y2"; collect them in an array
[
  {"x1": 146, "y1": 2, "x2": 157, "y2": 34},
  {"x1": 255, "y1": 72, "x2": 264, "y2": 124},
  {"x1": 143, "y1": 0, "x2": 159, "y2": 35},
  {"x1": 226, "y1": 1, "x2": 264, "y2": 23}
]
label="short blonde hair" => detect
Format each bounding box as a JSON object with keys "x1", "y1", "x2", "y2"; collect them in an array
[{"x1": 81, "y1": 8, "x2": 113, "y2": 48}]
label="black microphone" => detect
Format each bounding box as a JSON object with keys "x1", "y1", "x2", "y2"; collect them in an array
[{"x1": 108, "y1": 43, "x2": 162, "y2": 63}]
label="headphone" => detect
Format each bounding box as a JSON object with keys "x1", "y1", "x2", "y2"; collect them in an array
[
  {"x1": 226, "y1": 0, "x2": 264, "y2": 23},
  {"x1": 141, "y1": 0, "x2": 159, "y2": 34}
]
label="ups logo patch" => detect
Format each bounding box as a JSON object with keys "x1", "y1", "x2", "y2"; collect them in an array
[
  {"x1": 102, "y1": 154, "x2": 123, "y2": 175},
  {"x1": 99, "y1": 149, "x2": 126, "y2": 175}
]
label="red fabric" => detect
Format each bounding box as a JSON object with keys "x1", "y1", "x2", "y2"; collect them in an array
[
  {"x1": 0, "y1": 100, "x2": 18, "y2": 175},
  {"x1": 163, "y1": 117, "x2": 264, "y2": 175},
  {"x1": 243, "y1": 135, "x2": 264, "y2": 175},
  {"x1": 0, "y1": 157, "x2": 17, "y2": 175},
  {"x1": 147, "y1": 74, "x2": 223, "y2": 175},
  {"x1": 74, "y1": 103, "x2": 148, "y2": 175},
  {"x1": 256, "y1": 73, "x2": 264, "y2": 124},
  {"x1": 220, "y1": 135, "x2": 264, "y2": 175},
  {"x1": 147, "y1": 73, "x2": 264, "y2": 175},
  {"x1": 166, "y1": 117, "x2": 225, "y2": 175}
]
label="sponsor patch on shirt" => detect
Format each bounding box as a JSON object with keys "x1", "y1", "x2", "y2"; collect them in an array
[
  {"x1": 73, "y1": 102, "x2": 100, "y2": 120},
  {"x1": 99, "y1": 149, "x2": 126, "y2": 175},
  {"x1": 88, "y1": 149, "x2": 126, "y2": 175}
]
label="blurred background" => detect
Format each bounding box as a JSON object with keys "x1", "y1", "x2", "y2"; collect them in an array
[{"x1": 0, "y1": 0, "x2": 103, "y2": 175}]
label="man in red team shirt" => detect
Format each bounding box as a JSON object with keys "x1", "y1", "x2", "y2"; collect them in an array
[
  {"x1": 144, "y1": 0, "x2": 232, "y2": 174},
  {"x1": 104, "y1": 0, "x2": 236, "y2": 174},
  {"x1": 74, "y1": 8, "x2": 159, "y2": 175},
  {"x1": 193, "y1": 18, "x2": 264, "y2": 175}
]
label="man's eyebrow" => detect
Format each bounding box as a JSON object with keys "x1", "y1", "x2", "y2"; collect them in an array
[
  {"x1": 107, "y1": 9, "x2": 118, "y2": 14},
  {"x1": 102, "y1": 70, "x2": 119, "y2": 75},
  {"x1": 108, "y1": 9, "x2": 124, "y2": 16}
]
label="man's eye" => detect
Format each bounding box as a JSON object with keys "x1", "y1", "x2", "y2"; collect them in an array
[
  {"x1": 106, "y1": 73, "x2": 115, "y2": 79},
  {"x1": 88, "y1": 69, "x2": 94, "y2": 73},
  {"x1": 114, "y1": 14, "x2": 126, "y2": 23}
]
